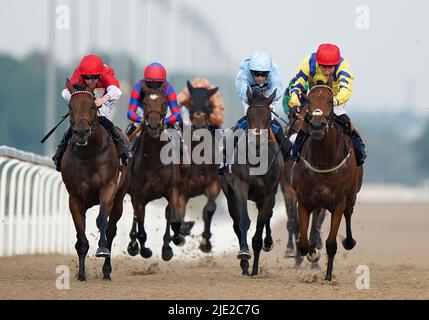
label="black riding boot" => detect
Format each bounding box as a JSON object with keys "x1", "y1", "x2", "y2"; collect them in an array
[
  {"x1": 291, "y1": 130, "x2": 306, "y2": 161},
  {"x1": 52, "y1": 127, "x2": 73, "y2": 172},
  {"x1": 335, "y1": 114, "x2": 367, "y2": 166},
  {"x1": 273, "y1": 122, "x2": 292, "y2": 161},
  {"x1": 98, "y1": 116, "x2": 133, "y2": 166}
]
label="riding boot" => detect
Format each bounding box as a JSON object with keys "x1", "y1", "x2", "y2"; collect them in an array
[
  {"x1": 351, "y1": 129, "x2": 367, "y2": 166},
  {"x1": 217, "y1": 120, "x2": 244, "y2": 176},
  {"x1": 335, "y1": 114, "x2": 367, "y2": 166},
  {"x1": 291, "y1": 130, "x2": 306, "y2": 161},
  {"x1": 98, "y1": 116, "x2": 133, "y2": 166},
  {"x1": 273, "y1": 123, "x2": 292, "y2": 161},
  {"x1": 52, "y1": 127, "x2": 73, "y2": 172}
]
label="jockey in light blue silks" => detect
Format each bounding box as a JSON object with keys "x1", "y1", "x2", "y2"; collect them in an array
[{"x1": 218, "y1": 52, "x2": 292, "y2": 175}]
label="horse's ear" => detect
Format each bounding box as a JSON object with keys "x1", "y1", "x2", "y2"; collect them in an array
[
  {"x1": 66, "y1": 78, "x2": 75, "y2": 93},
  {"x1": 208, "y1": 87, "x2": 219, "y2": 97},
  {"x1": 140, "y1": 81, "x2": 148, "y2": 92},
  {"x1": 159, "y1": 81, "x2": 167, "y2": 92},
  {"x1": 267, "y1": 89, "x2": 277, "y2": 105},
  {"x1": 246, "y1": 86, "x2": 252, "y2": 102},
  {"x1": 308, "y1": 77, "x2": 314, "y2": 89},
  {"x1": 187, "y1": 80, "x2": 194, "y2": 94}
]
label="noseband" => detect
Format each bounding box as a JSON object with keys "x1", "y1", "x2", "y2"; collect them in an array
[{"x1": 69, "y1": 90, "x2": 97, "y2": 138}]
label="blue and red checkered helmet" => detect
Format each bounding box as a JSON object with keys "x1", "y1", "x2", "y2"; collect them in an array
[{"x1": 144, "y1": 62, "x2": 167, "y2": 82}]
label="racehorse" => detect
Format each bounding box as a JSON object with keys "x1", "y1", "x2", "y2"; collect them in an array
[
  {"x1": 126, "y1": 81, "x2": 185, "y2": 261},
  {"x1": 291, "y1": 78, "x2": 363, "y2": 280},
  {"x1": 280, "y1": 107, "x2": 326, "y2": 268},
  {"x1": 61, "y1": 79, "x2": 130, "y2": 281},
  {"x1": 220, "y1": 87, "x2": 284, "y2": 276},
  {"x1": 176, "y1": 80, "x2": 221, "y2": 252}
]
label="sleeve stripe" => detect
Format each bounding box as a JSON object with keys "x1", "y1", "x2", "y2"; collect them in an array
[{"x1": 338, "y1": 71, "x2": 351, "y2": 79}]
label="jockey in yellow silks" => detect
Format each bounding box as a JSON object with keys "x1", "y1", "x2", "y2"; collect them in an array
[{"x1": 288, "y1": 43, "x2": 366, "y2": 166}]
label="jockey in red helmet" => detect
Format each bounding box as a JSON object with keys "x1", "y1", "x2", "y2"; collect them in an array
[
  {"x1": 126, "y1": 62, "x2": 181, "y2": 137},
  {"x1": 288, "y1": 43, "x2": 366, "y2": 166},
  {"x1": 52, "y1": 54, "x2": 132, "y2": 171}
]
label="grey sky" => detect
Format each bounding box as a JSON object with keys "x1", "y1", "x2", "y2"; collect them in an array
[{"x1": 1, "y1": 0, "x2": 428, "y2": 113}]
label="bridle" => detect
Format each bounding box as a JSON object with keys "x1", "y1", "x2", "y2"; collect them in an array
[
  {"x1": 69, "y1": 90, "x2": 98, "y2": 139},
  {"x1": 302, "y1": 85, "x2": 335, "y2": 133}
]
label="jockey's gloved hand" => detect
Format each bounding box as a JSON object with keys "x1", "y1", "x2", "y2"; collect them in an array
[
  {"x1": 95, "y1": 94, "x2": 110, "y2": 107},
  {"x1": 291, "y1": 105, "x2": 301, "y2": 114}
]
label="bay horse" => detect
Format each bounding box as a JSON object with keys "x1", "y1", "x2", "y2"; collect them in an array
[
  {"x1": 280, "y1": 107, "x2": 326, "y2": 268},
  {"x1": 291, "y1": 79, "x2": 363, "y2": 280},
  {"x1": 127, "y1": 81, "x2": 184, "y2": 261},
  {"x1": 176, "y1": 80, "x2": 221, "y2": 252},
  {"x1": 220, "y1": 87, "x2": 284, "y2": 276},
  {"x1": 61, "y1": 79, "x2": 131, "y2": 281}
]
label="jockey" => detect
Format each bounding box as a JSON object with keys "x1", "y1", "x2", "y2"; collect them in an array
[
  {"x1": 52, "y1": 54, "x2": 132, "y2": 172},
  {"x1": 288, "y1": 43, "x2": 367, "y2": 166},
  {"x1": 218, "y1": 51, "x2": 292, "y2": 175},
  {"x1": 126, "y1": 62, "x2": 181, "y2": 136}
]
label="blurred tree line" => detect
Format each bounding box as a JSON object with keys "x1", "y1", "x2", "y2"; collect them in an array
[{"x1": 0, "y1": 51, "x2": 428, "y2": 185}]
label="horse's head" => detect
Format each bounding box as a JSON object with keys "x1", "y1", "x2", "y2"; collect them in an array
[
  {"x1": 301, "y1": 78, "x2": 334, "y2": 140},
  {"x1": 65, "y1": 79, "x2": 98, "y2": 146},
  {"x1": 246, "y1": 86, "x2": 275, "y2": 133},
  {"x1": 140, "y1": 81, "x2": 168, "y2": 138},
  {"x1": 187, "y1": 80, "x2": 218, "y2": 129}
]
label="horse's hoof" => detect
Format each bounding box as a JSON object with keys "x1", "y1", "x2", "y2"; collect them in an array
[
  {"x1": 199, "y1": 239, "x2": 212, "y2": 253},
  {"x1": 127, "y1": 242, "x2": 139, "y2": 257},
  {"x1": 284, "y1": 248, "x2": 296, "y2": 258},
  {"x1": 180, "y1": 221, "x2": 195, "y2": 236},
  {"x1": 162, "y1": 246, "x2": 173, "y2": 261},
  {"x1": 102, "y1": 274, "x2": 112, "y2": 281},
  {"x1": 307, "y1": 249, "x2": 321, "y2": 263},
  {"x1": 325, "y1": 274, "x2": 333, "y2": 281},
  {"x1": 242, "y1": 270, "x2": 250, "y2": 276},
  {"x1": 237, "y1": 250, "x2": 251, "y2": 260},
  {"x1": 172, "y1": 235, "x2": 186, "y2": 247},
  {"x1": 295, "y1": 256, "x2": 304, "y2": 268},
  {"x1": 77, "y1": 274, "x2": 86, "y2": 282},
  {"x1": 251, "y1": 271, "x2": 258, "y2": 277},
  {"x1": 95, "y1": 247, "x2": 111, "y2": 258},
  {"x1": 342, "y1": 238, "x2": 356, "y2": 250},
  {"x1": 140, "y1": 247, "x2": 153, "y2": 259},
  {"x1": 262, "y1": 241, "x2": 274, "y2": 252}
]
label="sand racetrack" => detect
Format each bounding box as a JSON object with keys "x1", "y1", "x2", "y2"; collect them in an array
[{"x1": 1, "y1": 201, "x2": 428, "y2": 300}]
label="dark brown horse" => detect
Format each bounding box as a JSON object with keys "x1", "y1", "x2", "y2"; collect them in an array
[
  {"x1": 280, "y1": 107, "x2": 326, "y2": 268},
  {"x1": 127, "y1": 81, "x2": 184, "y2": 261},
  {"x1": 61, "y1": 79, "x2": 131, "y2": 281},
  {"x1": 221, "y1": 88, "x2": 284, "y2": 276},
  {"x1": 176, "y1": 81, "x2": 221, "y2": 252},
  {"x1": 291, "y1": 79, "x2": 363, "y2": 280}
]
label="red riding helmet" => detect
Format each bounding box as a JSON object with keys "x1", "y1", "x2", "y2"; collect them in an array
[
  {"x1": 78, "y1": 54, "x2": 104, "y2": 75},
  {"x1": 316, "y1": 44, "x2": 341, "y2": 66},
  {"x1": 144, "y1": 62, "x2": 166, "y2": 82}
]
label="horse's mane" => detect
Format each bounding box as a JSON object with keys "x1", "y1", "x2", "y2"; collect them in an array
[{"x1": 177, "y1": 77, "x2": 225, "y2": 126}]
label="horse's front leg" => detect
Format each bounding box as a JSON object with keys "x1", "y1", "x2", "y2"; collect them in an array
[
  {"x1": 96, "y1": 182, "x2": 116, "y2": 257},
  {"x1": 252, "y1": 195, "x2": 275, "y2": 276},
  {"x1": 102, "y1": 191, "x2": 126, "y2": 281},
  {"x1": 296, "y1": 201, "x2": 310, "y2": 257},
  {"x1": 169, "y1": 187, "x2": 185, "y2": 246},
  {"x1": 283, "y1": 183, "x2": 299, "y2": 258},
  {"x1": 235, "y1": 182, "x2": 251, "y2": 261},
  {"x1": 325, "y1": 200, "x2": 346, "y2": 281},
  {"x1": 200, "y1": 181, "x2": 220, "y2": 253},
  {"x1": 162, "y1": 204, "x2": 173, "y2": 261},
  {"x1": 69, "y1": 196, "x2": 89, "y2": 281}
]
